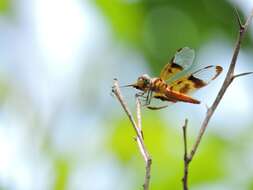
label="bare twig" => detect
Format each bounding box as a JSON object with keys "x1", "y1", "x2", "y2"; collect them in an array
[
  {"x1": 182, "y1": 9, "x2": 253, "y2": 190},
  {"x1": 233, "y1": 71, "x2": 253, "y2": 79},
  {"x1": 136, "y1": 97, "x2": 145, "y2": 139},
  {"x1": 234, "y1": 7, "x2": 243, "y2": 29},
  {"x1": 182, "y1": 119, "x2": 189, "y2": 190},
  {"x1": 112, "y1": 79, "x2": 152, "y2": 190},
  {"x1": 189, "y1": 9, "x2": 253, "y2": 161}
]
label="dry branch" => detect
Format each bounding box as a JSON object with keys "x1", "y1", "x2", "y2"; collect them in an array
[
  {"x1": 182, "y1": 119, "x2": 189, "y2": 190},
  {"x1": 112, "y1": 79, "x2": 152, "y2": 190},
  {"x1": 182, "y1": 9, "x2": 253, "y2": 190}
]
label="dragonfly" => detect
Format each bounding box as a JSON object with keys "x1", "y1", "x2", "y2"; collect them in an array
[{"x1": 123, "y1": 47, "x2": 223, "y2": 110}]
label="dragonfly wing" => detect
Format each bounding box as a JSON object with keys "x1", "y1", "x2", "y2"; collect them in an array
[
  {"x1": 169, "y1": 65, "x2": 223, "y2": 94},
  {"x1": 160, "y1": 47, "x2": 195, "y2": 81}
]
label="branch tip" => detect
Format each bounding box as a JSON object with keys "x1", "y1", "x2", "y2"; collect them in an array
[
  {"x1": 183, "y1": 119, "x2": 188, "y2": 129},
  {"x1": 112, "y1": 79, "x2": 118, "y2": 93},
  {"x1": 234, "y1": 7, "x2": 244, "y2": 30},
  {"x1": 233, "y1": 71, "x2": 253, "y2": 79}
]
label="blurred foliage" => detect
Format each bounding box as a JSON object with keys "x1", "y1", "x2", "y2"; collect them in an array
[
  {"x1": 106, "y1": 113, "x2": 228, "y2": 189},
  {"x1": 94, "y1": 0, "x2": 252, "y2": 75},
  {"x1": 248, "y1": 180, "x2": 253, "y2": 190},
  {"x1": 53, "y1": 158, "x2": 70, "y2": 190},
  {"x1": 0, "y1": 0, "x2": 10, "y2": 14},
  {"x1": 0, "y1": 79, "x2": 9, "y2": 103}
]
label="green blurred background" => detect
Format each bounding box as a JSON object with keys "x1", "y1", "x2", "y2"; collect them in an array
[{"x1": 0, "y1": 0, "x2": 253, "y2": 189}]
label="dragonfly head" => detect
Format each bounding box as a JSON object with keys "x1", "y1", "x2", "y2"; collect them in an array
[
  {"x1": 134, "y1": 74, "x2": 152, "y2": 91},
  {"x1": 119, "y1": 74, "x2": 151, "y2": 91}
]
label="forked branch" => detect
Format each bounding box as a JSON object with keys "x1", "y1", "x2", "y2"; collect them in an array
[
  {"x1": 182, "y1": 9, "x2": 253, "y2": 190},
  {"x1": 112, "y1": 79, "x2": 152, "y2": 190}
]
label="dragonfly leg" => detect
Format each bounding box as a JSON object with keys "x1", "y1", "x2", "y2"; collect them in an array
[
  {"x1": 136, "y1": 92, "x2": 147, "y2": 102},
  {"x1": 136, "y1": 91, "x2": 152, "y2": 104},
  {"x1": 147, "y1": 91, "x2": 153, "y2": 105},
  {"x1": 140, "y1": 90, "x2": 153, "y2": 107},
  {"x1": 145, "y1": 91, "x2": 149, "y2": 105},
  {"x1": 145, "y1": 90, "x2": 152, "y2": 105},
  {"x1": 147, "y1": 105, "x2": 168, "y2": 110},
  {"x1": 137, "y1": 91, "x2": 168, "y2": 110},
  {"x1": 136, "y1": 91, "x2": 145, "y2": 97}
]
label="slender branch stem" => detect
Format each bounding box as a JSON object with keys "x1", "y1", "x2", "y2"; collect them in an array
[
  {"x1": 233, "y1": 71, "x2": 253, "y2": 79},
  {"x1": 189, "y1": 9, "x2": 253, "y2": 162},
  {"x1": 182, "y1": 119, "x2": 189, "y2": 190},
  {"x1": 182, "y1": 9, "x2": 253, "y2": 189},
  {"x1": 136, "y1": 97, "x2": 145, "y2": 139},
  {"x1": 112, "y1": 79, "x2": 152, "y2": 190}
]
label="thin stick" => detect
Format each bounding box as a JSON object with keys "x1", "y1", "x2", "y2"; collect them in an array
[
  {"x1": 233, "y1": 71, "x2": 253, "y2": 79},
  {"x1": 189, "y1": 9, "x2": 253, "y2": 161},
  {"x1": 182, "y1": 9, "x2": 253, "y2": 190},
  {"x1": 112, "y1": 79, "x2": 152, "y2": 190},
  {"x1": 182, "y1": 119, "x2": 189, "y2": 190},
  {"x1": 136, "y1": 97, "x2": 145, "y2": 139}
]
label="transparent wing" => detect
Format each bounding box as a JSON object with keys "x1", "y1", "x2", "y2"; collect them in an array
[
  {"x1": 169, "y1": 65, "x2": 223, "y2": 94},
  {"x1": 160, "y1": 47, "x2": 195, "y2": 81}
]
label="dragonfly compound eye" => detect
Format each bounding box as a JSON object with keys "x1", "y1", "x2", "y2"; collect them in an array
[{"x1": 144, "y1": 79, "x2": 149, "y2": 85}]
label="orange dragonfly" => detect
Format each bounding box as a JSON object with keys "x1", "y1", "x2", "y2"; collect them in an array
[{"x1": 123, "y1": 47, "x2": 223, "y2": 109}]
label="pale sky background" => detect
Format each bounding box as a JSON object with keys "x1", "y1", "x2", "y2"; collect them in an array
[{"x1": 0, "y1": 0, "x2": 253, "y2": 189}]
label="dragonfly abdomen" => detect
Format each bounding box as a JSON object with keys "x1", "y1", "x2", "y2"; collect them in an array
[{"x1": 152, "y1": 78, "x2": 200, "y2": 104}]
